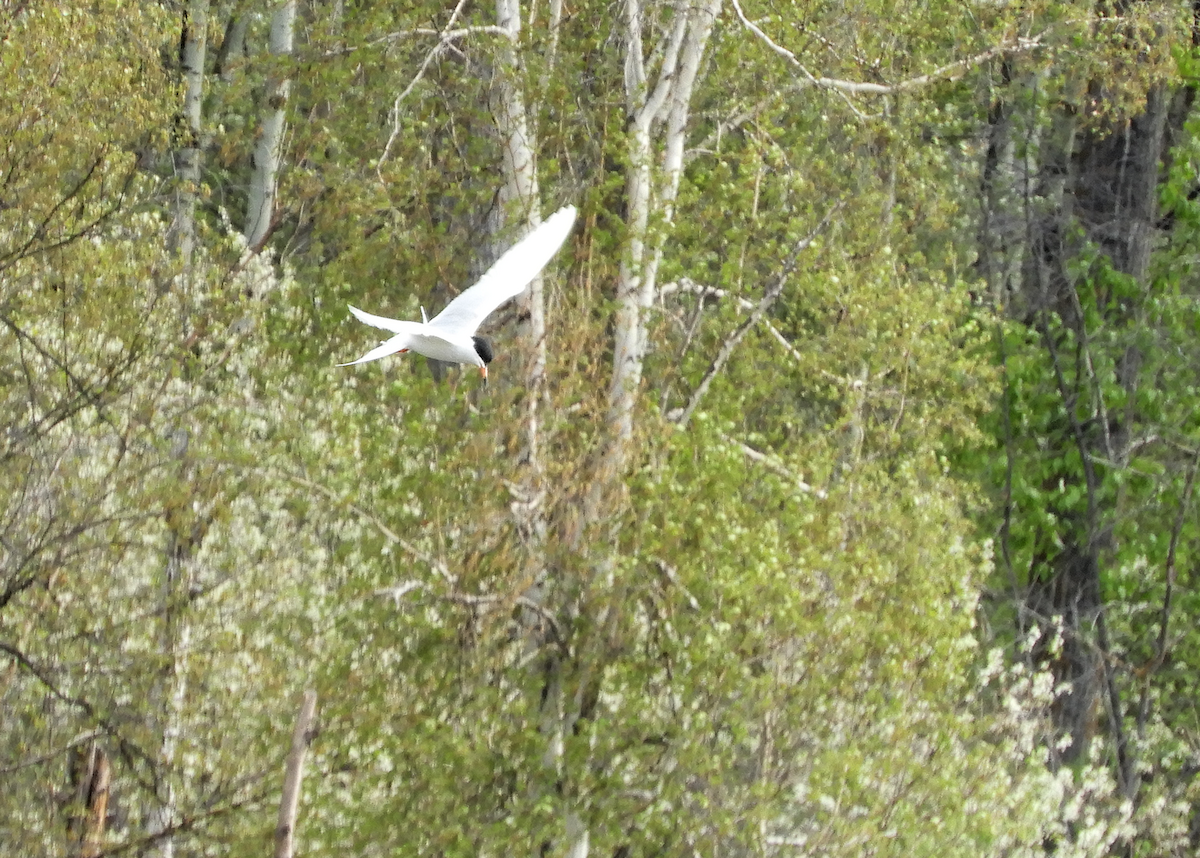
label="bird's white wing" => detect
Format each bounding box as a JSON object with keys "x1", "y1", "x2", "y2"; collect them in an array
[
  {"x1": 428, "y1": 205, "x2": 576, "y2": 335},
  {"x1": 339, "y1": 325, "x2": 423, "y2": 367},
  {"x1": 347, "y1": 304, "x2": 412, "y2": 334}
]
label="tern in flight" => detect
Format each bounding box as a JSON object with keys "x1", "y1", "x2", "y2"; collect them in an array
[{"x1": 340, "y1": 205, "x2": 576, "y2": 379}]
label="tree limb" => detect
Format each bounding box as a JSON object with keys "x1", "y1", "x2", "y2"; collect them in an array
[
  {"x1": 1135, "y1": 443, "x2": 1200, "y2": 740},
  {"x1": 658, "y1": 278, "x2": 807, "y2": 367},
  {"x1": 377, "y1": 0, "x2": 478, "y2": 178},
  {"x1": 729, "y1": 0, "x2": 1041, "y2": 98},
  {"x1": 275, "y1": 689, "x2": 317, "y2": 858},
  {"x1": 720, "y1": 433, "x2": 826, "y2": 498},
  {"x1": 669, "y1": 204, "x2": 840, "y2": 427}
]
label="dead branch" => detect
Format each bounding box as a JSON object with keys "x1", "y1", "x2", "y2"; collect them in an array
[
  {"x1": 658, "y1": 277, "x2": 807, "y2": 367},
  {"x1": 668, "y1": 204, "x2": 840, "y2": 427},
  {"x1": 721, "y1": 433, "x2": 826, "y2": 499},
  {"x1": 275, "y1": 689, "x2": 318, "y2": 858},
  {"x1": 729, "y1": 0, "x2": 1041, "y2": 99}
]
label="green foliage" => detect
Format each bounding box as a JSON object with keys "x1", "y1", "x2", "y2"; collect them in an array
[
  {"x1": 6, "y1": 0, "x2": 1200, "y2": 855},
  {"x1": 0, "y1": 1, "x2": 172, "y2": 270}
]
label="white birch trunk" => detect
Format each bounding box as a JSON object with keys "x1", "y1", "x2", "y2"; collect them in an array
[
  {"x1": 244, "y1": 0, "x2": 296, "y2": 250},
  {"x1": 147, "y1": 8, "x2": 209, "y2": 849},
  {"x1": 546, "y1": 4, "x2": 719, "y2": 855},
  {"x1": 494, "y1": 0, "x2": 548, "y2": 475},
  {"x1": 599, "y1": 0, "x2": 721, "y2": 491},
  {"x1": 174, "y1": 0, "x2": 207, "y2": 271},
  {"x1": 275, "y1": 690, "x2": 318, "y2": 858},
  {"x1": 144, "y1": 539, "x2": 192, "y2": 858},
  {"x1": 491, "y1": 2, "x2": 584, "y2": 854}
]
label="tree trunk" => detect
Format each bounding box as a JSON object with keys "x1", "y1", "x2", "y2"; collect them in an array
[
  {"x1": 245, "y1": 0, "x2": 296, "y2": 251},
  {"x1": 173, "y1": 0, "x2": 207, "y2": 273},
  {"x1": 601, "y1": 0, "x2": 721, "y2": 489},
  {"x1": 275, "y1": 690, "x2": 317, "y2": 858},
  {"x1": 987, "y1": 63, "x2": 1179, "y2": 793},
  {"x1": 494, "y1": 0, "x2": 549, "y2": 477},
  {"x1": 65, "y1": 740, "x2": 110, "y2": 858},
  {"x1": 143, "y1": 532, "x2": 194, "y2": 858},
  {"x1": 491, "y1": 2, "x2": 577, "y2": 853}
]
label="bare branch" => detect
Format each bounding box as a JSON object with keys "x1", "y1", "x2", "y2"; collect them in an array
[
  {"x1": 659, "y1": 277, "x2": 808, "y2": 367},
  {"x1": 275, "y1": 690, "x2": 317, "y2": 858},
  {"x1": 720, "y1": 434, "x2": 826, "y2": 499},
  {"x1": 377, "y1": 0, "x2": 497, "y2": 178},
  {"x1": 669, "y1": 204, "x2": 840, "y2": 427},
  {"x1": 0, "y1": 729, "x2": 101, "y2": 775},
  {"x1": 729, "y1": 0, "x2": 1041, "y2": 98},
  {"x1": 653, "y1": 558, "x2": 701, "y2": 611},
  {"x1": 279, "y1": 472, "x2": 457, "y2": 584},
  {"x1": 374, "y1": 580, "x2": 427, "y2": 606}
]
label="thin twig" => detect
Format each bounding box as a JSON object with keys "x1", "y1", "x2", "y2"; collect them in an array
[
  {"x1": 729, "y1": 0, "x2": 1041, "y2": 98},
  {"x1": 669, "y1": 203, "x2": 840, "y2": 427},
  {"x1": 721, "y1": 433, "x2": 826, "y2": 498},
  {"x1": 280, "y1": 472, "x2": 456, "y2": 584},
  {"x1": 1135, "y1": 444, "x2": 1200, "y2": 740}
]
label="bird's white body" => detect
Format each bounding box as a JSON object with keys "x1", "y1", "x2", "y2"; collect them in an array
[{"x1": 341, "y1": 205, "x2": 577, "y2": 375}]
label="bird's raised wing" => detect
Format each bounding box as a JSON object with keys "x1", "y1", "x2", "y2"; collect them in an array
[
  {"x1": 339, "y1": 324, "x2": 423, "y2": 367},
  {"x1": 427, "y1": 205, "x2": 576, "y2": 336},
  {"x1": 347, "y1": 304, "x2": 413, "y2": 334}
]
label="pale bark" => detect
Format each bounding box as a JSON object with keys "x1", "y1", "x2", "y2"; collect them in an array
[
  {"x1": 174, "y1": 0, "x2": 208, "y2": 270},
  {"x1": 490, "y1": 3, "x2": 577, "y2": 854},
  {"x1": 275, "y1": 689, "x2": 318, "y2": 858},
  {"x1": 148, "y1": 8, "x2": 210, "y2": 834},
  {"x1": 729, "y1": 0, "x2": 1041, "y2": 98},
  {"x1": 144, "y1": 537, "x2": 192, "y2": 858},
  {"x1": 562, "y1": 3, "x2": 719, "y2": 849},
  {"x1": 601, "y1": 0, "x2": 721, "y2": 488},
  {"x1": 245, "y1": 0, "x2": 296, "y2": 250},
  {"x1": 494, "y1": 0, "x2": 548, "y2": 475}
]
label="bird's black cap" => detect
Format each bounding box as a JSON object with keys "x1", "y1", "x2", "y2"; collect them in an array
[{"x1": 472, "y1": 336, "x2": 494, "y2": 365}]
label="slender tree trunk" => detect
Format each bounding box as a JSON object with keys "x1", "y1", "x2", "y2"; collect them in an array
[
  {"x1": 490, "y1": 2, "x2": 580, "y2": 853},
  {"x1": 65, "y1": 741, "x2": 110, "y2": 858},
  {"x1": 144, "y1": 534, "x2": 192, "y2": 858},
  {"x1": 552, "y1": 3, "x2": 719, "y2": 852},
  {"x1": 595, "y1": 0, "x2": 721, "y2": 508},
  {"x1": 245, "y1": 0, "x2": 296, "y2": 250},
  {"x1": 275, "y1": 690, "x2": 317, "y2": 858},
  {"x1": 174, "y1": 0, "x2": 207, "y2": 272},
  {"x1": 494, "y1": 0, "x2": 548, "y2": 476}
]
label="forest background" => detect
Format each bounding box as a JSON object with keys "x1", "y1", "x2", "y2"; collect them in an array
[{"x1": 3, "y1": 0, "x2": 1200, "y2": 855}]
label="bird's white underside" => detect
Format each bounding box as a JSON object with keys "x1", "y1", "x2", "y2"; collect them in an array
[{"x1": 340, "y1": 204, "x2": 577, "y2": 369}]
